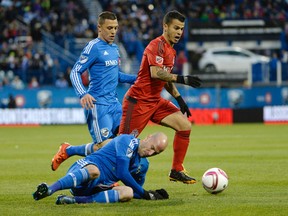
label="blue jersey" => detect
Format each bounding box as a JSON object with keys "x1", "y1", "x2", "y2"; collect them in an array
[
  {"x1": 72, "y1": 134, "x2": 145, "y2": 198},
  {"x1": 70, "y1": 38, "x2": 136, "y2": 105}
]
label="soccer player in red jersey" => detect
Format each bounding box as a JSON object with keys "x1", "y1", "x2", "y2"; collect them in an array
[{"x1": 119, "y1": 10, "x2": 202, "y2": 184}]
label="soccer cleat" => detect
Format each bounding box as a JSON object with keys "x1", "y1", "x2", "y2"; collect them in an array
[
  {"x1": 56, "y1": 195, "x2": 76, "y2": 205},
  {"x1": 33, "y1": 183, "x2": 50, "y2": 200},
  {"x1": 111, "y1": 182, "x2": 120, "y2": 187},
  {"x1": 51, "y1": 142, "x2": 71, "y2": 171},
  {"x1": 169, "y1": 169, "x2": 197, "y2": 184}
]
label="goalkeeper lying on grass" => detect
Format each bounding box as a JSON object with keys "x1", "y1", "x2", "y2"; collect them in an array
[{"x1": 33, "y1": 132, "x2": 169, "y2": 204}]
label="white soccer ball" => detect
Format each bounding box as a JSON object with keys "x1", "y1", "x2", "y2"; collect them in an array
[{"x1": 202, "y1": 168, "x2": 228, "y2": 194}]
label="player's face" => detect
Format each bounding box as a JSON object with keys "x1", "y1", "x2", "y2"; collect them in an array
[
  {"x1": 98, "y1": 19, "x2": 119, "y2": 44},
  {"x1": 163, "y1": 19, "x2": 185, "y2": 46},
  {"x1": 138, "y1": 135, "x2": 163, "y2": 157}
]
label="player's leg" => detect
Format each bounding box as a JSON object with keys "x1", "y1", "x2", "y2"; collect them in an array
[
  {"x1": 51, "y1": 104, "x2": 113, "y2": 171},
  {"x1": 56, "y1": 186, "x2": 133, "y2": 204},
  {"x1": 69, "y1": 104, "x2": 114, "y2": 154},
  {"x1": 111, "y1": 101, "x2": 122, "y2": 137},
  {"x1": 153, "y1": 99, "x2": 196, "y2": 184},
  {"x1": 33, "y1": 163, "x2": 99, "y2": 201},
  {"x1": 87, "y1": 101, "x2": 122, "y2": 151}
]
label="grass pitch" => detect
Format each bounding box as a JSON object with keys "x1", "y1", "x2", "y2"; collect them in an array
[{"x1": 0, "y1": 124, "x2": 287, "y2": 216}]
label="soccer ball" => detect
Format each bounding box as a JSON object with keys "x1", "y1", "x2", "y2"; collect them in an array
[{"x1": 202, "y1": 168, "x2": 228, "y2": 194}]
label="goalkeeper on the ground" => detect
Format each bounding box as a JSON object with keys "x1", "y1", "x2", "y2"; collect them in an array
[{"x1": 33, "y1": 132, "x2": 169, "y2": 204}]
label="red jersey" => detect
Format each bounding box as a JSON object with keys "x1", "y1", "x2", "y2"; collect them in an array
[{"x1": 128, "y1": 35, "x2": 176, "y2": 101}]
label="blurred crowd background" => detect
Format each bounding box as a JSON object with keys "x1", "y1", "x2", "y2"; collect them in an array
[{"x1": 0, "y1": 0, "x2": 288, "y2": 90}]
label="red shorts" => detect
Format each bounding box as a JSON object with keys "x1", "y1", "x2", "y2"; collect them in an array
[{"x1": 119, "y1": 94, "x2": 179, "y2": 137}]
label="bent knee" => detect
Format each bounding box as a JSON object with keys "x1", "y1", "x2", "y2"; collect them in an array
[
  {"x1": 115, "y1": 186, "x2": 133, "y2": 202},
  {"x1": 85, "y1": 164, "x2": 100, "y2": 179},
  {"x1": 177, "y1": 118, "x2": 191, "y2": 131}
]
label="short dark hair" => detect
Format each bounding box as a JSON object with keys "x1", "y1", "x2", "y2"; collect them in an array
[
  {"x1": 163, "y1": 10, "x2": 185, "y2": 25},
  {"x1": 98, "y1": 11, "x2": 117, "y2": 25}
]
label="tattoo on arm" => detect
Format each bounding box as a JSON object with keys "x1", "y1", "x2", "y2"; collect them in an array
[{"x1": 156, "y1": 69, "x2": 176, "y2": 82}]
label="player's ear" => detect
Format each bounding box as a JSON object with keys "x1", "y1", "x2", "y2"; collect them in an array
[
  {"x1": 163, "y1": 23, "x2": 168, "y2": 32},
  {"x1": 143, "y1": 134, "x2": 152, "y2": 142}
]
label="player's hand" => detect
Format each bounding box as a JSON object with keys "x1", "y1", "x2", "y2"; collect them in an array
[
  {"x1": 143, "y1": 189, "x2": 169, "y2": 200},
  {"x1": 175, "y1": 96, "x2": 191, "y2": 118},
  {"x1": 176, "y1": 75, "x2": 202, "y2": 88},
  {"x1": 155, "y1": 189, "x2": 169, "y2": 199},
  {"x1": 80, "y1": 94, "x2": 96, "y2": 109}
]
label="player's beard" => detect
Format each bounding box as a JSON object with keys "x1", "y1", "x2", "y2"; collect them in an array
[{"x1": 166, "y1": 31, "x2": 176, "y2": 46}]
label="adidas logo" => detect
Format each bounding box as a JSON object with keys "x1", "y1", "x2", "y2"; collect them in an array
[{"x1": 104, "y1": 51, "x2": 109, "y2": 55}]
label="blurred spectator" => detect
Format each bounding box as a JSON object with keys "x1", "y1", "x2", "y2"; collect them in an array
[
  {"x1": 281, "y1": 49, "x2": 288, "y2": 80},
  {"x1": 0, "y1": 97, "x2": 5, "y2": 108},
  {"x1": 1, "y1": 0, "x2": 288, "y2": 87},
  {"x1": 11, "y1": 75, "x2": 25, "y2": 89},
  {"x1": 55, "y1": 73, "x2": 68, "y2": 88},
  {"x1": 269, "y1": 52, "x2": 278, "y2": 81},
  {"x1": 0, "y1": 70, "x2": 5, "y2": 84},
  {"x1": 7, "y1": 94, "x2": 16, "y2": 108},
  {"x1": 64, "y1": 66, "x2": 72, "y2": 87},
  {"x1": 28, "y1": 76, "x2": 39, "y2": 88},
  {"x1": 281, "y1": 49, "x2": 288, "y2": 63}
]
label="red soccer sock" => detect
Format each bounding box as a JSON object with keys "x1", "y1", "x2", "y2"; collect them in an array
[{"x1": 172, "y1": 130, "x2": 191, "y2": 171}]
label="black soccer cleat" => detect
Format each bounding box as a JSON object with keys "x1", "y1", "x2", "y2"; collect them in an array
[
  {"x1": 169, "y1": 169, "x2": 197, "y2": 184},
  {"x1": 56, "y1": 195, "x2": 76, "y2": 205},
  {"x1": 33, "y1": 183, "x2": 50, "y2": 201}
]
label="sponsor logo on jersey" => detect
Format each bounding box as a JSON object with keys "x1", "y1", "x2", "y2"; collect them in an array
[
  {"x1": 104, "y1": 50, "x2": 109, "y2": 55},
  {"x1": 156, "y1": 56, "x2": 163, "y2": 64},
  {"x1": 105, "y1": 60, "x2": 118, "y2": 66},
  {"x1": 79, "y1": 55, "x2": 88, "y2": 64},
  {"x1": 101, "y1": 128, "x2": 109, "y2": 137},
  {"x1": 128, "y1": 138, "x2": 138, "y2": 149},
  {"x1": 163, "y1": 66, "x2": 172, "y2": 72},
  {"x1": 126, "y1": 148, "x2": 133, "y2": 158}
]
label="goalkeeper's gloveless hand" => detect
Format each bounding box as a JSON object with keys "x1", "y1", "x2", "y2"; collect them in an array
[
  {"x1": 143, "y1": 189, "x2": 169, "y2": 200},
  {"x1": 175, "y1": 96, "x2": 191, "y2": 118},
  {"x1": 176, "y1": 75, "x2": 202, "y2": 88}
]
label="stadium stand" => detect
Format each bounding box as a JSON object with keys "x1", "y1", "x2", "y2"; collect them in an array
[{"x1": 0, "y1": 0, "x2": 287, "y2": 88}]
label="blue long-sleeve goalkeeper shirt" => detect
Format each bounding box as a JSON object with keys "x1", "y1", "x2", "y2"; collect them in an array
[{"x1": 83, "y1": 134, "x2": 146, "y2": 198}]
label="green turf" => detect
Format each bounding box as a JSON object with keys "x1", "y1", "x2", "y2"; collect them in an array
[{"x1": 0, "y1": 124, "x2": 287, "y2": 216}]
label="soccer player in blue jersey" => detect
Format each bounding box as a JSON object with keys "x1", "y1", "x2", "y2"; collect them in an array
[
  {"x1": 51, "y1": 11, "x2": 136, "y2": 171},
  {"x1": 33, "y1": 132, "x2": 169, "y2": 204}
]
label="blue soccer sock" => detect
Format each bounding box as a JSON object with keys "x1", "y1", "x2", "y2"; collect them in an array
[
  {"x1": 75, "y1": 190, "x2": 119, "y2": 203},
  {"x1": 49, "y1": 168, "x2": 90, "y2": 194},
  {"x1": 66, "y1": 143, "x2": 95, "y2": 156}
]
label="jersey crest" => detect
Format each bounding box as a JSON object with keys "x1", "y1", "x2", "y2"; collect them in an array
[
  {"x1": 101, "y1": 128, "x2": 109, "y2": 137},
  {"x1": 79, "y1": 55, "x2": 88, "y2": 64},
  {"x1": 156, "y1": 56, "x2": 164, "y2": 64}
]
